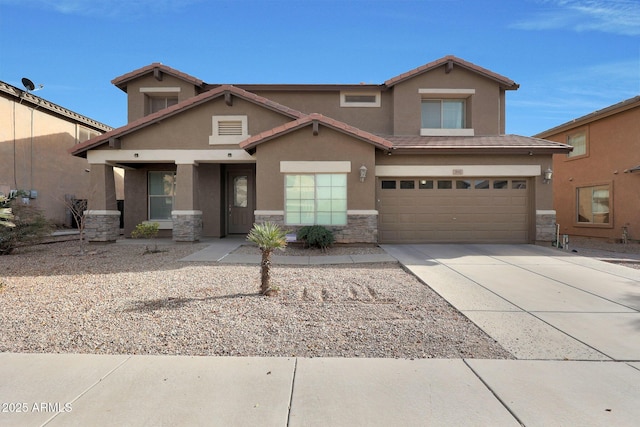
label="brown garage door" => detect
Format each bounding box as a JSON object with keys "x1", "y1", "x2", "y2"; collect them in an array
[{"x1": 377, "y1": 177, "x2": 530, "y2": 243}]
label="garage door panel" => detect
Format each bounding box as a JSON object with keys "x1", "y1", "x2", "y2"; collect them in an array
[{"x1": 378, "y1": 177, "x2": 530, "y2": 243}]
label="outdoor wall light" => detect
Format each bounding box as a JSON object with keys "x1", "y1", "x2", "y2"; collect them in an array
[
  {"x1": 359, "y1": 165, "x2": 368, "y2": 182},
  {"x1": 543, "y1": 168, "x2": 553, "y2": 183}
]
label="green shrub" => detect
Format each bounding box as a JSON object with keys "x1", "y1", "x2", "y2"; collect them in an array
[
  {"x1": 296, "y1": 225, "x2": 335, "y2": 251},
  {"x1": 131, "y1": 222, "x2": 159, "y2": 239},
  {"x1": 0, "y1": 200, "x2": 52, "y2": 255}
]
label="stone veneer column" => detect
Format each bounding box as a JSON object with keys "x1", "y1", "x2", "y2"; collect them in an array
[
  {"x1": 253, "y1": 211, "x2": 378, "y2": 243},
  {"x1": 536, "y1": 210, "x2": 557, "y2": 242},
  {"x1": 172, "y1": 163, "x2": 201, "y2": 242},
  {"x1": 171, "y1": 210, "x2": 203, "y2": 242},
  {"x1": 85, "y1": 164, "x2": 120, "y2": 242}
]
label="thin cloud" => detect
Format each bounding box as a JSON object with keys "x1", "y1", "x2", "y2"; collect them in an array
[
  {"x1": 0, "y1": 0, "x2": 203, "y2": 18},
  {"x1": 512, "y1": 0, "x2": 640, "y2": 36}
]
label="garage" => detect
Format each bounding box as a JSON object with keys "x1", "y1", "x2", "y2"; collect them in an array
[{"x1": 377, "y1": 177, "x2": 531, "y2": 243}]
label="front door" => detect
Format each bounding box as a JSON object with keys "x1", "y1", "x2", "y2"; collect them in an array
[{"x1": 227, "y1": 169, "x2": 254, "y2": 234}]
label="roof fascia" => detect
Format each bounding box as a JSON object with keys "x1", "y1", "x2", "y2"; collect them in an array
[{"x1": 534, "y1": 96, "x2": 640, "y2": 138}]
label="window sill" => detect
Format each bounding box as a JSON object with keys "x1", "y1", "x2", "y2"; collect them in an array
[
  {"x1": 420, "y1": 128, "x2": 474, "y2": 137},
  {"x1": 574, "y1": 223, "x2": 613, "y2": 229}
]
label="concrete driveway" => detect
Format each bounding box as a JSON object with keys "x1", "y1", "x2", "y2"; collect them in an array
[{"x1": 381, "y1": 244, "x2": 640, "y2": 361}]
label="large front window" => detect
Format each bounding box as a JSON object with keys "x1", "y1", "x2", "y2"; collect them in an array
[
  {"x1": 577, "y1": 184, "x2": 610, "y2": 224},
  {"x1": 148, "y1": 171, "x2": 176, "y2": 220},
  {"x1": 421, "y1": 99, "x2": 465, "y2": 129},
  {"x1": 285, "y1": 174, "x2": 347, "y2": 225}
]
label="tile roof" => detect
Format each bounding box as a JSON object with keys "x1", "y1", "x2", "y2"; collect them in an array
[
  {"x1": 111, "y1": 63, "x2": 204, "y2": 91},
  {"x1": 534, "y1": 95, "x2": 640, "y2": 138},
  {"x1": 385, "y1": 135, "x2": 572, "y2": 152},
  {"x1": 384, "y1": 55, "x2": 519, "y2": 89},
  {"x1": 240, "y1": 113, "x2": 394, "y2": 151},
  {"x1": 70, "y1": 85, "x2": 305, "y2": 157}
]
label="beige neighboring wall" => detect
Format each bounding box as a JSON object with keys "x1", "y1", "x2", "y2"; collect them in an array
[
  {"x1": 0, "y1": 94, "x2": 116, "y2": 226},
  {"x1": 254, "y1": 126, "x2": 378, "y2": 211}
]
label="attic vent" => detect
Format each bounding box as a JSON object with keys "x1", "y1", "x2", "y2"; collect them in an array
[
  {"x1": 218, "y1": 120, "x2": 243, "y2": 136},
  {"x1": 210, "y1": 115, "x2": 249, "y2": 145}
]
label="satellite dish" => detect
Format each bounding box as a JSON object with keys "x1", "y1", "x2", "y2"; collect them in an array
[{"x1": 21, "y1": 77, "x2": 35, "y2": 91}]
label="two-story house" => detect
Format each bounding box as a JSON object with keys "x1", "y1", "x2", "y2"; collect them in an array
[
  {"x1": 535, "y1": 96, "x2": 640, "y2": 242},
  {"x1": 71, "y1": 55, "x2": 571, "y2": 244},
  {"x1": 0, "y1": 79, "x2": 118, "y2": 227}
]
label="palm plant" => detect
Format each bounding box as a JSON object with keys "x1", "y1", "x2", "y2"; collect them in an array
[{"x1": 246, "y1": 222, "x2": 288, "y2": 296}]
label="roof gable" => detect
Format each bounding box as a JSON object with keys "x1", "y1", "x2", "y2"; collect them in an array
[
  {"x1": 70, "y1": 85, "x2": 305, "y2": 157},
  {"x1": 384, "y1": 55, "x2": 519, "y2": 90},
  {"x1": 111, "y1": 63, "x2": 205, "y2": 92},
  {"x1": 240, "y1": 113, "x2": 393, "y2": 152}
]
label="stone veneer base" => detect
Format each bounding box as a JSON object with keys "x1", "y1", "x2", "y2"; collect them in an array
[
  {"x1": 172, "y1": 212, "x2": 203, "y2": 242},
  {"x1": 536, "y1": 210, "x2": 557, "y2": 242},
  {"x1": 84, "y1": 210, "x2": 121, "y2": 242},
  {"x1": 254, "y1": 214, "x2": 378, "y2": 244}
]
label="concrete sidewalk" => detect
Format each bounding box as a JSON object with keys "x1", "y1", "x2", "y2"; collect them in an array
[{"x1": 2, "y1": 242, "x2": 640, "y2": 426}]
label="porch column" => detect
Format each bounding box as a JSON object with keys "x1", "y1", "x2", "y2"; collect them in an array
[
  {"x1": 85, "y1": 163, "x2": 120, "y2": 242},
  {"x1": 172, "y1": 162, "x2": 202, "y2": 242}
]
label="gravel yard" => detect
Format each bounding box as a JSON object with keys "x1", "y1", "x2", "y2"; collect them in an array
[{"x1": 0, "y1": 241, "x2": 511, "y2": 359}]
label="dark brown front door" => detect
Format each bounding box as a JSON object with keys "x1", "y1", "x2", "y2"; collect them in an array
[{"x1": 227, "y1": 169, "x2": 254, "y2": 234}]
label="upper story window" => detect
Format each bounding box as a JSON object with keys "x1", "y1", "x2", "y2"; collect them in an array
[
  {"x1": 209, "y1": 115, "x2": 248, "y2": 145},
  {"x1": 77, "y1": 126, "x2": 99, "y2": 144},
  {"x1": 418, "y1": 88, "x2": 474, "y2": 136},
  {"x1": 340, "y1": 91, "x2": 381, "y2": 107},
  {"x1": 421, "y1": 99, "x2": 465, "y2": 129},
  {"x1": 567, "y1": 130, "x2": 587, "y2": 158},
  {"x1": 149, "y1": 96, "x2": 178, "y2": 114}
]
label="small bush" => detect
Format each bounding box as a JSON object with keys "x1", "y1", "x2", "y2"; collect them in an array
[
  {"x1": 296, "y1": 225, "x2": 335, "y2": 251},
  {"x1": 0, "y1": 200, "x2": 52, "y2": 255},
  {"x1": 131, "y1": 222, "x2": 159, "y2": 239}
]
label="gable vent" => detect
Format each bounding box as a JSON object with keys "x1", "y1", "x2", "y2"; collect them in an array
[{"x1": 218, "y1": 120, "x2": 243, "y2": 136}]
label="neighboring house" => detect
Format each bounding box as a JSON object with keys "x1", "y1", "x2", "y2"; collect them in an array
[
  {"x1": 71, "y1": 56, "x2": 571, "y2": 244},
  {"x1": 534, "y1": 96, "x2": 640, "y2": 242},
  {"x1": 0, "y1": 80, "x2": 122, "y2": 227}
]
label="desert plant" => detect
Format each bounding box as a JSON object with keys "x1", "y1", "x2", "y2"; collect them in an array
[
  {"x1": 0, "y1": 199, "x2": 52, "y2": 255},
  {"x1": 246, "y1": 222, "x2": 288, "y2": 296},
  {"x1": 0, "y1": 196, "x2": 15, "y2": 228},
  {"x1": 296, "y1": 225, "x2": 335, "y2": 251},
  {"x1": 131, "y1": 222, "x2": 160, "y2": 254}
]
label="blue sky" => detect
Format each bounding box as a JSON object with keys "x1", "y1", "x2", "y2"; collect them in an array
[{"x1": 0, "y1": 0, "x2": 638, "y2": 136}]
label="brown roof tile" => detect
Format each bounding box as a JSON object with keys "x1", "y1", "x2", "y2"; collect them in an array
[
  {"x1": 385, "y1": 135, "x2": 571, "y2": 152},
  {"x1": 384, "y1": 55, "x2": 519, "y2": 89},
  {"x1": 70, "y1": 85, "x2": 305, "y2": 157},
  {"x1": 111, "y1": 63, "x2": 205, "y2": 91},
  {"x1": 240, "y1": 113, "x2": 393, "y2": 151}
]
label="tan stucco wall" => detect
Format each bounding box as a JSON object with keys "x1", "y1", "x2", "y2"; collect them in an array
[
  {"x1": 391, "y1": 66, "x2": 505, "y2": 136},
  {"x1": 545, "y1": 106, "x2": 640, "y2": 240},
  {"x1": 125, "y1": 74, "x2": 199, "y2": 123},
  {"x1": 0, "y1": 96, "x2": 120, "y2": 226},
  {"x1": 251, "y1": 90, "x2": 393, "y2": 135},
  {"x1": 254, "y1": 126, "x2": 377, "y2": 211},
  {"x1": 115, "y1": 97, "x2": 292, "y2": 151}
]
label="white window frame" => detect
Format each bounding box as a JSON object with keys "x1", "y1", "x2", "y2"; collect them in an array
[
  {"x1": 567, "y1": 131, "x2": 587, "y2": 158},
  {"x1": 419, "y1": 88, "x2": 474, "y2": 136},
  {"x1": 340, "y1": 91, "x2": 381, "y2": 107},
  {"x1": 148, "y1": 171, "x2": 176, "y2": 224},
  {"x1": 284, "y1": 173, "x2": 347, "y2": 226},
  {"x1": 209, "y1": 115, "x2": 249, "y2": 145}
]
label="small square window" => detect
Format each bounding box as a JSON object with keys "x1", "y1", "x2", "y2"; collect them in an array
[
  {"x1": 567, "y1": 131, "x2": 587, "y2": 157},
  {"x1": 512, "y1": 180, "x2": 527, "y2": 189},
  {"x1": 381, "y1": 180, "x2": 396, "y2": 189},
  {"x1": 437, "y1": 180, "x2": 452, "y2": 189},
  {"x1": 400, "y1": 180, "x2": 415, "y2": 189},
  {"x1": 493, "y1": 180, "x2": 509, "y2": 189},
  {"x1": 456, "y1": 180, "x2": 472, "y2": 189},
  {"x1": 419, "y1": 180, "x2": 433, "y2": 189},
  {"x1": 475, "y1": 179, "x2": 490, "y2": 189}
]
